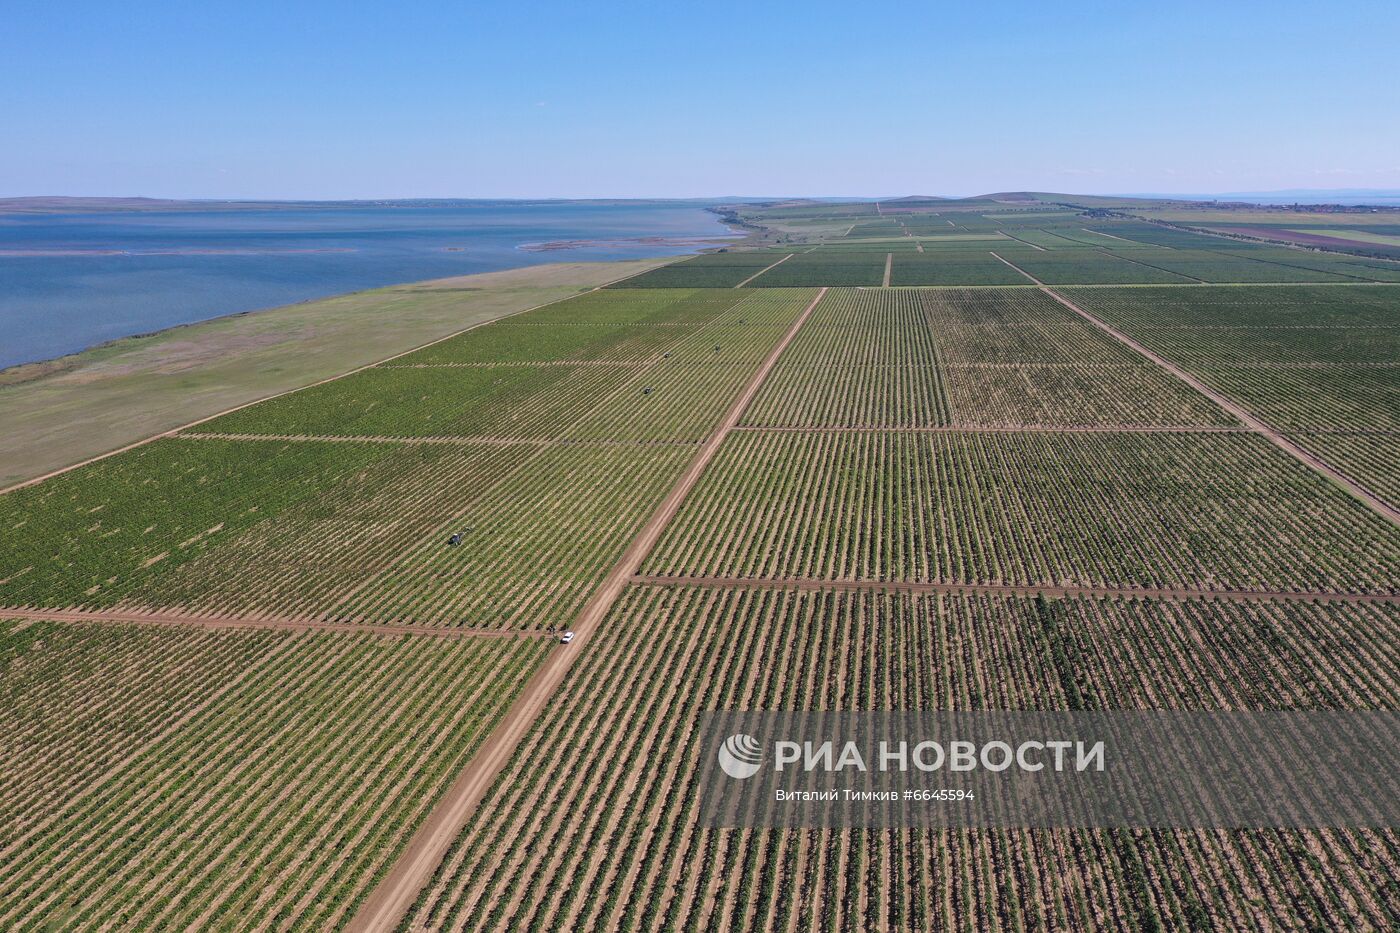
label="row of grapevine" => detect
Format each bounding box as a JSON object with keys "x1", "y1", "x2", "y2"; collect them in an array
[
  {"x1": 642, "y1": 430, "x2": 1400, "y2": 593},
  {"x1": 0, "y1": 621, "x2": 549, "y2": 930},
  {"x1": 402, "y1": 584, "x2": 1400, "y2": 931}
]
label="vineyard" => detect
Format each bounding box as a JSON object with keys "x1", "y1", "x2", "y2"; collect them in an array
[
  {"x1": 402, "y1": 584, "x2": 1400, "y2": 932},
  {"x1": 0, "y1": 618, "x2": 548, "y2": 930},
  {"x1": 1067, "y1": 285, "x2": 1400, "y2": 509},
  {"x1": 642, "y1": 430, "x2": 1400, "y2": 593},
  {"x1": 0, "y1": 287, "x2": 815, "y2": 623},
  {"x1": 3, "y1": 194, "x2": 1398, "y2": 931}
]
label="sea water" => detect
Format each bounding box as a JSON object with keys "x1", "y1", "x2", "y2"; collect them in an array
[{"x1": 0, "y1": 201, "x2": 734, "y2": 369}]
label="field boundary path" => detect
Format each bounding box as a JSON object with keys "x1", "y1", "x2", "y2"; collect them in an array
[
  {"x1": 0, "y1": 259, "x2": 677, "y2": 498},
  {"x1": 628, "y1": 575, "x2": 1400, "y2": 605},
  {"x1": 882, "y1": 252, "x2": 893, "y2": 286},
  {"x1": 0, "y1": 607, "x2": 552, "y2": 638},
  {"x1": 346, "y1": 287, "x2": 830, "y2": 933},
  {"x1": 1026, "y1": 275, "x2": 1400, "y2": 528},
  {"x1": 735, "y1": 253, "x2": 793, "y2": 288}
]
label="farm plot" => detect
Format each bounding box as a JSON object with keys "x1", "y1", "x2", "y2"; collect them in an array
[
  {"x1": 642, "y1": 431, "x2": 1400, "y2": 593},
  {"x1": 889, "y1": 251, "x2": 1031, "y2": 286},
  {"x1": 747, "y1": 252, "x2": 885, "y2": 287},
  {"x1": 611, "y1": 253, "x2": 785, "y2": 288},
  {"x1": 913, "y1": 235, "x2": 1018, "y2": 249},
  {"x1": 1067, "y1": 284, "x2": 1400, "y2": 329},
  {"x1": 1117, "y1": 249, "x2": 1361, "y2": 283},
  {"x1": 403, "y1": 584, "x2": 1400, "y2": 933},
  {"x1": 0, "y1": 621, "x2": 548, "y2": 931},
  {"x1": 199, "y1": 288, "x2": 811, "y2": 442},
  {"x1": 198, "y1": 363, "x2": 641, "y2": 440},
  {"x1": 1083, "y1": 223, "x2": 1252, "y2": 250},
  {"x1": 744, "y1": 288, "x2": 950, "y2": 427},
  {"x1": 389, "y1": 289, "x2": 746, "y2": 364},
  {"x1": 807, "y1": 240, "x2": 922, "y2": 252},
  {"x1": 325, "y1": 442, "x2": 696, "y2": 626},
  {"x1": 923, "y1": 288, "x2": 1233, "y2": 427},
  {"x1": 1066, "y1": 285, "x2": 1400, "y2": 492},
  {"x1": 1036, "y1": 228, "x2": 1158, "y2": 249},
  {"x1": 1288, "y1": 432, "x2": 1400, "y2": 510},
  {"x1": 130, "y1": 441, "x2": 537, "y2": 618},
  {"x1": 0, "y1": 437, "x2": 398, "y2": 609},
  {"x1": 563, "y1": 290, "x2": 812, "y2": 441},
  {"x1": 1088, "y1": 324, "x2": 1400, "y2": 367},
  {"x1": 1186, "y1": 366, "x2": 1399, "y2": 430},
  {"x1": 1229, "y1": 248, "x2": 1400, "y2": 282},
  {"x1": 1004, "y1": 250, "x2": 1197, "y2": 285}
]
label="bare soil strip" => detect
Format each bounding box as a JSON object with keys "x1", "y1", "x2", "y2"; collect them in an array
[
  {"x1": 882, "y1": 253, "x2": 893, "y2": 287},
  {"x1": 347, "y1": 287, "x2": 830, "y2": 933},
  {"x1": 989, "y1": 251, "x2": 1041, "y2": 283},
  {"x1": 735, "y1": 253, "x2": 794, "y2": 288},
  {"x1": 0, "y1": 607, "x2": 550, "y2": 638},
  {"x1": 628, "y1": 575, "x2": 1400, "y2": 606},
  {"x1": 0, "y1": 260, "x2": 674, "y2": 498},
  {"x1": 996, "y1": 230, "x2": 1047, "y2": 251},
  {"x1": 1033, "y1": 281, "x2": 1400, "y2": 527}
]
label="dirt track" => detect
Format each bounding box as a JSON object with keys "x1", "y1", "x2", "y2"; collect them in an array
[
  {"x1": 628, "y1": 574, "x2": 1400, "y2": 605},
  {"x1": 346, "y1": 287, "x2": 830, "y2": 932}
]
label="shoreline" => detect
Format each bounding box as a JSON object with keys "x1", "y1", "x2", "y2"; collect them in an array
[
  {"x1": 0, "y1": 255, "x2": 677, "y2": 488},
  {"x1": 1, "y1": 202, "x2": 737, "y2": 372}
]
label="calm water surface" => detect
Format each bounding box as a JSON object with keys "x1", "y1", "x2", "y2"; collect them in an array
[{"x1": 0, "y1": 201, "x2": 732, "y2": 369}]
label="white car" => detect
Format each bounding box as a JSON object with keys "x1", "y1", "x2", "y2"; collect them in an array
[{"x1": 559, "y1": 631, "x2": 575, "y2": 644}]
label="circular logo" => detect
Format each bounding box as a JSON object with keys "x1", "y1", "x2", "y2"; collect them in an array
[{"x1": 717, "y1": 733, "x2": 764, "y2": 779}]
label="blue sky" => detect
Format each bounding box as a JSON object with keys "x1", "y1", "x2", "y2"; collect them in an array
[{"x1": 4, "y1": 1, "x2": 1398, "y2": 199}]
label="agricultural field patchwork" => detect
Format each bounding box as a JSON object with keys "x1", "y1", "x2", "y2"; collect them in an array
[
  {"x1": 643, "y1": 430, "x2": 1400, "y2": 592},
  {"x1": 1068, "y1": 286, "x2": 1400, "y2": 500},
  {"x1": 404, "y1": 584, "x2": 1400, "y2": 932},
  {"x1": 5, "y1": 195, "x2": 1400, "y2": 932}
]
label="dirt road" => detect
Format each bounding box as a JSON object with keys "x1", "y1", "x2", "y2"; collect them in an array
[{"x1": 346, "y1": 287, "x2": 829, "y2": 932}]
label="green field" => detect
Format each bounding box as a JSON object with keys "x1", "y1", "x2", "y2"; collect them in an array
[{"x1": 5, "y1": 194, "x2": 1400, "y2": 931}]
